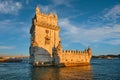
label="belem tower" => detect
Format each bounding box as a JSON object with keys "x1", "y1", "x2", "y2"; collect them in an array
[{"x1": 29, "y1": 7, "x2": 92, "y2": 67}]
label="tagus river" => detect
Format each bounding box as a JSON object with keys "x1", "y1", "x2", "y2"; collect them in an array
[{"x1": 0, "y1": 59, "x2": 120, "y2": 80}]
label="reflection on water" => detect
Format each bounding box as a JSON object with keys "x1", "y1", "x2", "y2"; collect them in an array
[{"x1": 31, "y1": 65, "x2": 93, "y2": 80}]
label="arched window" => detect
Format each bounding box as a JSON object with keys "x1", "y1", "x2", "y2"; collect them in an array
[{"x1": 45, "y1": 30, "x2": 50, "y2": 44}]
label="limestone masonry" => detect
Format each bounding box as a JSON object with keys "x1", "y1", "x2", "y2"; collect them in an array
[{"x1": 29, "y1": 7, "x2": 92, "y2": 67}]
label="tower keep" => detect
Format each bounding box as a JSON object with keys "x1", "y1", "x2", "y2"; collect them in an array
[{"x1": 29, "y1": 7, "x2": 92, "y2": 67}]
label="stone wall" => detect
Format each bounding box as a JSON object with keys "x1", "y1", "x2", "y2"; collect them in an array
[
  {"x1": 30, "y1": 6, "x2": 60, "y2": 56},
  {"x1": 53, "y1": 41, "x2": 92, "y2": 66},
  {"x1": 30, "y1": 46, "x2": 53, "y2": 66},
  {"x1": 57, "y1": 48, "x2": 92, "y2": 66}
]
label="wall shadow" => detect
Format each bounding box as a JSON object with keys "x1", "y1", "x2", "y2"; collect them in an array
[{"x1": 30, "y1": 46, "x2": 53, "y2": 65}]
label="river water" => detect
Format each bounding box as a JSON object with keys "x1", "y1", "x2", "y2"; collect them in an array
[{"x1": 0, "y1": 58, "x2": 120, "y2": 80}]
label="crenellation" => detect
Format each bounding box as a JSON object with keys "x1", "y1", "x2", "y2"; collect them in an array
[
  {"x1": 69, "y1": 50, "x2": 71, "y2": 53},
  {"x1": 73, "y1": 50, "x2": 75, "y2": 53},
  {"x1": 81, "y1": 51, "x2": 83, "y2": 54},
  {"x1": 76, "y1": 50, "x2": 78, "y2": 53},
  {"x1": 79, "y1": 51, "x2": 81, "y2": 53},
  {"x1": 83, "y1": 51, "x2": 85, "y2": 53},
  {"x1": 62, "y1": 50, "x2": 64, "y2": 53},
  {"x1": 62, "y1": 49, "x2": 91, "y2": 56},
  {"x1": 36, "y1": 11, "x2": 58, "y2": 26}
]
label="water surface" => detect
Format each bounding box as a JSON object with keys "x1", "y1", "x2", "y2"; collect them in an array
[{"x1": 0, "y1": 59, "x2": 120, "y2": 80}]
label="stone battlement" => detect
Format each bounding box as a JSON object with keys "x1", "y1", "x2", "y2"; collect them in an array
[
  {"x1": 62, "y1": 49, "x2": 88, "y2": 54},
  {"x1": 62, "y1": 47, "x2": 92, "y2": 55},
  {"x1": 30, "y1": 7, "x2": 60, "y2": 34},
  {"x1": 33, "y1": 7, "x2": 58, "y2": 28}
]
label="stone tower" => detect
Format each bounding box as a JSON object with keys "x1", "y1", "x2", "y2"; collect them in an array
[
  {"x1": 29, "y1": 7, "x2": 61, "y2": 66},
  {"x1": 29, "y1": 7, "x2": 92, "y2": 67}
]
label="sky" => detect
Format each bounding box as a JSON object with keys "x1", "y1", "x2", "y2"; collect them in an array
[{"x1": 0, "y1": 0, "x2": 120, "y2": 56}]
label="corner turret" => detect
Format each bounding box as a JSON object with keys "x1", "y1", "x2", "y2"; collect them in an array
[
  {"x1": 87, "y1": 47, "x2": 92, "y2": 53},
  {"x1": 87, "y1": 47, "x2": 92, "y2": 58},
  {"x1": 57, "y1": 41, "x2": 62, "y2": 51},
  {"x1": 36, "y1": 6, "x2": 40, "y2": 14}
]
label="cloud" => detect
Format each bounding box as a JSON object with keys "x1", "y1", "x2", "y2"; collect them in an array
[
  {"x1": 0, "y1": 46, "x2": 15, "y2": 49},
  {"x1": 0, "y1": 0, "x2": 22, "y2": 14},
  {"x1": 102, "y1": 4, "x2": 120, "y2": 23},
  {"x1": 37, "y1": 4, "x2": 58, "y2": 15},
  {"x1": 38, "y1": 5, "x2": 51, "y2": 13},
  {"x1": 103, "y1": 39, "x2": 120, "y2": 45},
  {"x1": 26, "y1": 0, "x2": 29, "y2": 5},
  {"x1": 59, "y1": 18, "x2": 120, "y2": 46},
  {"x1": 21, "y1": 25, "x2": 30, "y2": 38},
  {"x1": 52, "y1": 0, "x2": 72, "y2": 7},
  {"x1": 86, "y1": 4, "x2": 120, "y2": 26},
  {"x1": 37, "y1": 0, "x2": 73, "y2": 14},
  {"x1": 0, "y1": 19, "x2": 30, "y2": 40},
  {"x1": 0, "y1": 19, "x2": 25, "y2": 32}
]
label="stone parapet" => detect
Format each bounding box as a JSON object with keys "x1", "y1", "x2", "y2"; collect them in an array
[
  {"x1": 62, "y1": 48, "x2": 91, "y2": 55},
  {"x1": 34, "y1": 7, "x2": 58, "y2": 28},
  {"x1": 34, "y1": 19, "x2": 60, "y2": 31}
]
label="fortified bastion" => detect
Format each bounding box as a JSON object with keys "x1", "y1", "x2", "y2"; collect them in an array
[{"x1": 29, "y1": 7, "x2": 92, "y2": 67}]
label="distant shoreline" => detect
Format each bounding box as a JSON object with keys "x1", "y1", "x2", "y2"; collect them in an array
[
  {"x1": 0, "y1": 54, "x2": 120, "y2": 63},
  {"x1": 92, "y1": 54, "x2": 120, "y2": 59},
  {"x1": 0, "y1": 56, "x2": 27, "y2": 62}
]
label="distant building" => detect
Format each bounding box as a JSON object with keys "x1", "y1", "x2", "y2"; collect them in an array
[{"x1": 29, "y1": 7, "x2": 92, "y2": 67}]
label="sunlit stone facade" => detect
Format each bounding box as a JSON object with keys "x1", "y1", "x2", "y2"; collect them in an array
[{"x1": 29, "y1": 7, "x2": 92, "y2": 67}]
